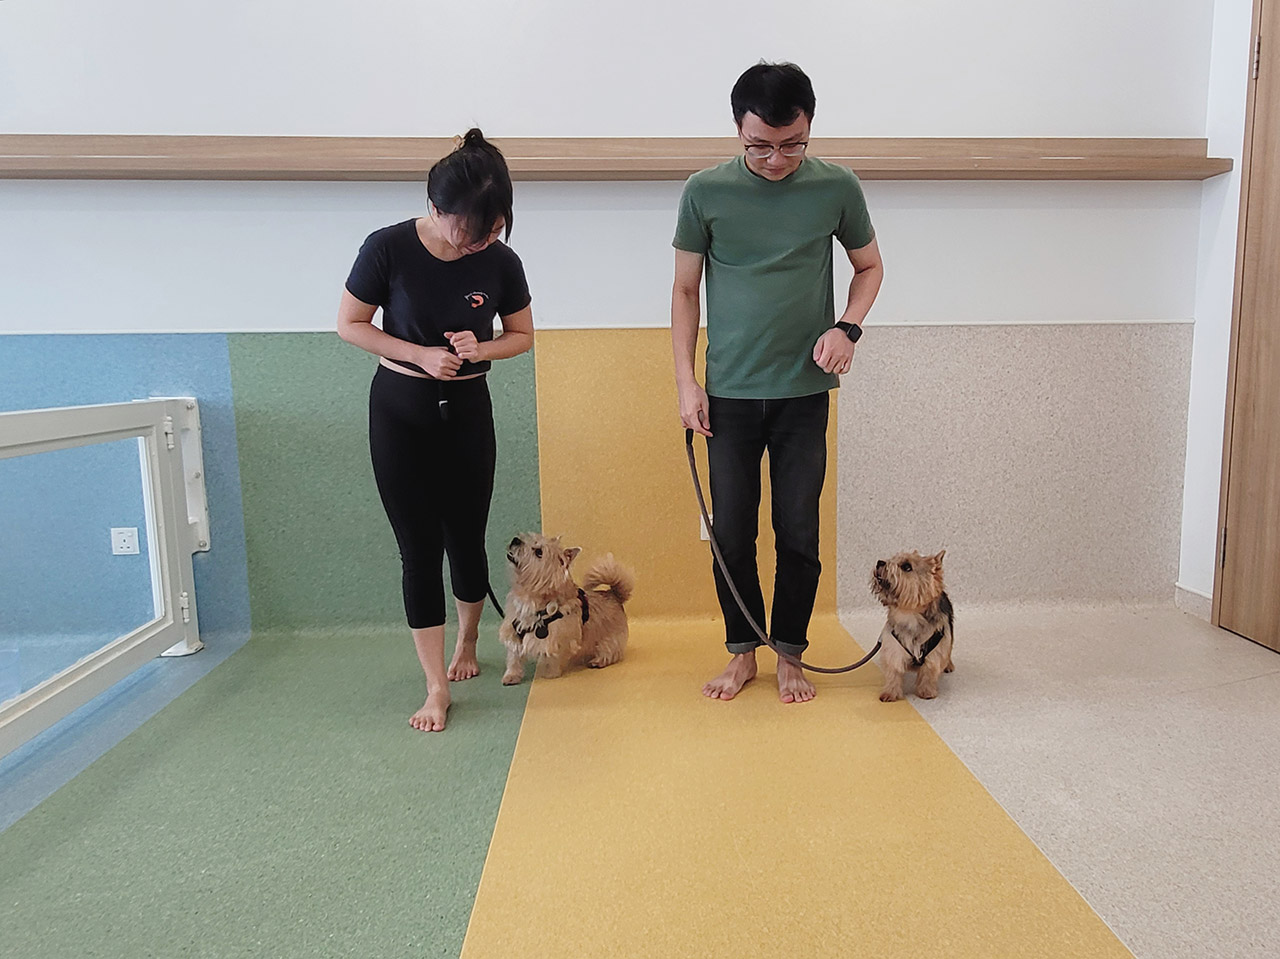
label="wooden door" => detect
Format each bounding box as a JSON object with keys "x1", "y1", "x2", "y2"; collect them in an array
[{"x1": 1218, "y1": 0, "x2": 1280, "y2": 652}]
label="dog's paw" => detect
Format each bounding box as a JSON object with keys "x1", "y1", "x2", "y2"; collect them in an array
[
  {"x1": 501, "y1": 672, "x2": 523, "y2": 686},
  {"x1": 944, "y1": 662, "x2": 955, "y2": 673},
  {"x1": 916, "y1": 688, "x2": 938, "y2": 700},
  {"x1": 879, "y1": 690, "x2": 902, "y2": 703}
]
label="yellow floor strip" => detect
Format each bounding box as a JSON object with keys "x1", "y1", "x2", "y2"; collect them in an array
[{"x1": 461, "y1": 615, "x2": 1132, "y2": 958}]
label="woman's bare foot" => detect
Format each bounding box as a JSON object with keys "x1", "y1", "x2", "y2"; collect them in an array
[
  {"x1": 777, "y1": 657, "x2": 816, "y2": 703},
  {"x1": 410, "y1": 688, "x2": 451, "y2": 731},
  {"x1": 447, "y1": 636, "x2": 479, "y2": 681},
  {"x1": 702, "y1": 652, "x2": 758, "y2": 700}
]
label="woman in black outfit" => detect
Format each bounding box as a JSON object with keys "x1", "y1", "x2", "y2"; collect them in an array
[{"x1": 337, "y1": 130, "x2": 534, "y2": 732}]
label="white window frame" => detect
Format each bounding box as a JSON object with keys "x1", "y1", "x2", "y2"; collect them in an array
[{"x1": 0, "y1": 398, "x2": 209, "y2": 759}]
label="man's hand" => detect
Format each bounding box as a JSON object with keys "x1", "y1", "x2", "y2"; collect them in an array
[
  {"x1": 679, "y1": 381, "x2": 712, "y2": 437},
  {"x1": 813, "y1": 327, "x2": 855, "y2": 375},
  {"x1": 418, "y1": 345, "x2": 463, "y2": 379}
]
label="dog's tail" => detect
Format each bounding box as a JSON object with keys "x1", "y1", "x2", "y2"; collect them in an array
[{"x1": 582, "y1": 553, "x2": 634, "y2": 605}]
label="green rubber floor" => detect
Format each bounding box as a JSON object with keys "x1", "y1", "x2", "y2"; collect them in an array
[{"x1": 0, "y1": 628, "x2": 528, "y2": 958}]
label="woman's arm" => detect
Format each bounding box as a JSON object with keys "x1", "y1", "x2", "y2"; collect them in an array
[
  {"x1": 336, "y1": 289, "x2": 462, "y2": 378},
  {"x1": 446, "y1": 304, "x2": 534, "y2": 363}
]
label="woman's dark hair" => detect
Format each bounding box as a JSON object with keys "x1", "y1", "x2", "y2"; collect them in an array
[
  {"x1": 427, "y1": 128, "x2": 514, "y2": 244},
  {"x1": 730, "y1": 62, "x2": 816, "y2": 128}
]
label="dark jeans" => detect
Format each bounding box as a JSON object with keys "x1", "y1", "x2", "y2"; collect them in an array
[{"x1": 706, "y1": 392, "x2": 829, "y2": 656}]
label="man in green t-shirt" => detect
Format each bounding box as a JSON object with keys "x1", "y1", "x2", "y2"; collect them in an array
[{"x1": 671, "y1": 62, "x2": 884, "y2": 704}]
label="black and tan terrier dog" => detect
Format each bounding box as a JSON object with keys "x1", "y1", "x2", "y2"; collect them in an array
[
  {"x1": 870, "y1": 549, "x2": 954, "y2": 702},
  {"x1": 499, "y1": 533, "x2": 634, "y2": 685}
]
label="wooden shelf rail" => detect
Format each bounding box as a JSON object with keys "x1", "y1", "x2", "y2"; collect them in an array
[{"x1": 0, "y1": 135, "x2": 1232, "y2": 181}]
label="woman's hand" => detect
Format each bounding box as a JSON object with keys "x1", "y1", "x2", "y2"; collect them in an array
[
  {"x1": 445, "y1": 330, "x2": 482, "y2": 362},
  {"x1": 418, "y1": 345, "x2": 463, "y2": 379}
]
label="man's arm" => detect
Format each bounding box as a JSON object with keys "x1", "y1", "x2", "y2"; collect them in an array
[
  {"x1": 840, "y1": 237, "x2": 884, "y2": 328},
  {"x1": 813, "y1": 237, "x2": 884, "y2": 374},
  {"x1": 671, "y1": 250, "x2": 711, "y2": 437}
]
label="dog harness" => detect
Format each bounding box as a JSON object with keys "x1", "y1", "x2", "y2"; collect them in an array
[
  {"x1": 892, "y1": 625, "x2": 946, "y2": 668},
  {"x1": 515, "y1": 588, "x2": 590, "y2": 641}
]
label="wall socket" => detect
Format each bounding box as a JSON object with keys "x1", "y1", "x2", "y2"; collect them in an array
[{"x1": 111, "y1": 527, "x2": 140, "y2": 555}]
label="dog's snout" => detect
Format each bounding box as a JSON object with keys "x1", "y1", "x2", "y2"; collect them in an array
[
  {"x1": 509, "y1": 536, "x2": 522, "y2": 549},
  {"x1": 875, "y1": 560, "x2": 886, "y2": 571}
]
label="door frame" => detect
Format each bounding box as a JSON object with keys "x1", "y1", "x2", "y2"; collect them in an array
[{"x1": 1214, "y1": 0, "x2": 1271, "y2": 625}]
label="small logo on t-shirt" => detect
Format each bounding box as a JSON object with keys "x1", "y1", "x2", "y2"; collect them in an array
[{"x1": 465, "y1": 291, "x2": 489, "y2": 308}]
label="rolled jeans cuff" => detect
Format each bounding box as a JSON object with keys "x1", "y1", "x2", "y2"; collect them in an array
[{"x1": 726, "y1": 638, "x2": 808, "y2": 658}]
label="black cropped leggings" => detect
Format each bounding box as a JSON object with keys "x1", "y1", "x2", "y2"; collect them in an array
[{"x1": 369, "y1": 365, "x2": 496, "y2": 629}]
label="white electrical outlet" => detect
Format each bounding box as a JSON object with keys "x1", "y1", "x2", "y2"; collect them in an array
[
  {"x1": 111, "y1": 527, "x2": 140, "y2": 555},
  {"x1": 699, "y1": 513, "x2": 712, "y2": 541}
]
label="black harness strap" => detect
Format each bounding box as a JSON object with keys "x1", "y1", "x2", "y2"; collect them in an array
[
  {"x1": 892, "y1": 626, "x2": 946, "y2": 668},
  {"x1": 515, "y1": 588, "x2": 589, "y2": 640}
]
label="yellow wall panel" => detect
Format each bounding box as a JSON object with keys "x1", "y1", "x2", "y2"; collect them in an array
[{"x1": 533, "y1": 328, "x2": 836, "y2": 620}]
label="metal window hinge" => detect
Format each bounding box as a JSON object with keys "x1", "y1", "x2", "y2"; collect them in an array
[
  {"x1": 179, "y1": 591, "x2": 191, "y2": 624},
  {"x1": 1254, "y1": 34, "x2": 1262, "y2": 80},
  {"x1": 162, "y1": 415, "x2": 176, "y2": 450},
  {"x1": 1221, "y1": 527, "x2": 1228, "y2": 567}
]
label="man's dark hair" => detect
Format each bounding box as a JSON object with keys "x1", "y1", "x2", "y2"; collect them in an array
[
  {"x1": 427, "y1": 128, "x2": 514, "y2": 243},
  {"x1": 730, "y1": 62, "x2": 816, "y2": 128}
]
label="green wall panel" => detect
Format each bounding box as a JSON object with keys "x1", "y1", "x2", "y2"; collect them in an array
[{"x1": 228, "y1": 334, "x2": 540, "y2": 631}]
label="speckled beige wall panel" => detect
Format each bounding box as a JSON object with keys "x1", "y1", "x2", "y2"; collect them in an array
[{"x1": 836, "y1": 324, "x2": 1192, "y2": 609}]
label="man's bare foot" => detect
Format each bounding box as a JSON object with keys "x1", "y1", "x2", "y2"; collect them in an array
[
  {"x1": 702, "y1": 652, "x2": 757, "y2": 700},
  {"x1": 447, "y1": 637, "x2": 479, "y2": 681},
  {"x1": 777, "y1": 657, "x2": 816, "y2": 703},
  {"x1": 410, "y1": 689, "x2": 451, "y2": 731}
]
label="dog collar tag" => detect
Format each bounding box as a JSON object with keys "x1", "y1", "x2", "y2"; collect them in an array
[{"x1": 535, "y1": 622, "x2": 549, "y2": 639}]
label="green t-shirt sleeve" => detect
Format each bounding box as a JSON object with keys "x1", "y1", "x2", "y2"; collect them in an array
[
  {"x1": 835, "y1": 173, "x2": 876, "y2": 251},
  {"x1": 673, "y1": 179, "x2": 710, "y2": 254}
]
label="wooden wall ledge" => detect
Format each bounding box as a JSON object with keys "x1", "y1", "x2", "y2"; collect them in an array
[{"x1": 0, "y1": 135, "x2": 1232, "y2": 181}]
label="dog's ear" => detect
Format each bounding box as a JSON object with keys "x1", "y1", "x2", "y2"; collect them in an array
[
  {"x1": 563, "y1": 546, "x2": 581, "y2": 566},
  {"x1": 933, "y1": 548, "x2": 946, "y2": 566}
]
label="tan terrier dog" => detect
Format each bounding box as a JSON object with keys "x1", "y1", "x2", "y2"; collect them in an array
[
  {"x1": 499, "y1": 533, "x2": 634, "y2": 685},
  {"x1": 870, "y1": 549, "x2": 954, "y2": 702}
]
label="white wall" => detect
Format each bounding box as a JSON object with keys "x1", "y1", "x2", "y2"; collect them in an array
[
  {"x1": 1, "y1": 1, "x2": 1213, "y2": 137},
  {"x1": 1179, "y1": 0, "x2": 1256, "y2": 599},
  {"x1": 0, "y1": 0, "x2": 1248, "y2": 599},
  {"x1": 0, "y1": 178, "x2": 1202, "y2": 334}
]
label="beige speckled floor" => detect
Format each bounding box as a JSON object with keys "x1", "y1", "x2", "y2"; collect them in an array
[{"x1": 840, "y1": 603, "x2": 1280, "y2": 959}]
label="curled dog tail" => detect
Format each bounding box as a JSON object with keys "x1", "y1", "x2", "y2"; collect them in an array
[{"x1": 582, "y1": 553, "x2": 634, "y2": 605}]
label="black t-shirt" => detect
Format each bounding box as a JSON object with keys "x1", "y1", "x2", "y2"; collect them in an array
[{"x1": 345, "y1": 219, "x2": 532, "y2": 377}]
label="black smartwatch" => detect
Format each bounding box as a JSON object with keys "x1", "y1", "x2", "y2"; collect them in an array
[{"x1": 834, "y1": 321, "x2": 863, "y2": 343}]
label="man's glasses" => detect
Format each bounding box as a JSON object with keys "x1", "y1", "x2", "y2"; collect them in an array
[{"x1": 744, "y1": 141, "x2": 808, "y2": 159}]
